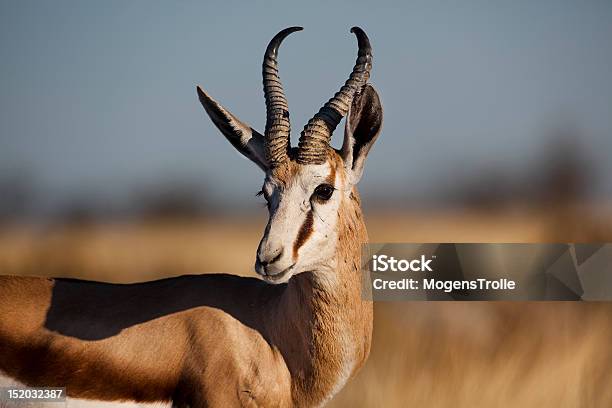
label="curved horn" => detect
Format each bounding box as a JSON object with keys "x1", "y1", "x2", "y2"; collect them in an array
[
  {"x1": 263, "y1": 26, "x2": 303, "y2": 167},
  {"x1": 297, "y1": 27, "x2": 372, "y2": 164}
]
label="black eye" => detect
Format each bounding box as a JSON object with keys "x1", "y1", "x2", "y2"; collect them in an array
[{"x1": 313, "y1": 184, "x2": 334, "y2": 201}]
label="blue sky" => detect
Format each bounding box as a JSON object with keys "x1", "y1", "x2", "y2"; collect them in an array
[{"x1": 1, "y1": 0, "x2": 611, "y2": 210}]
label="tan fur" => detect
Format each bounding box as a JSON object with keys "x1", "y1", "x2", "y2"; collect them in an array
[
  {"x1": 270, "y1": 154, "x2": 300, "y2": 187},
  {"x1": 0, "y1": 152, "x2": 372, "y2": 408}
]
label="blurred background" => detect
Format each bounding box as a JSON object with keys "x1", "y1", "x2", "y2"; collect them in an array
[{"x1": 1, "y1": 1, "x2": 612, "y2": 406}]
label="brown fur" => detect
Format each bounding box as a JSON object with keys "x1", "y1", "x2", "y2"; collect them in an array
[
  {"x1": 270, "y1": 154, "x2": 300, "y2": 187},
  {"x1": 293, "y1": 209, "x2": 314, "y2": 260},
  {"x1": 0, "y1": 152, "x2": 373, "y2": 408}
]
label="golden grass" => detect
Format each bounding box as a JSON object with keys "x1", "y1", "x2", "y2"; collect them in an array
[
  {"x1": 331, "y1": 302, "x2": 612, "y2": 407},
  {"x1": 1, "y1": 210, "x2": 611, "y2": 407}
]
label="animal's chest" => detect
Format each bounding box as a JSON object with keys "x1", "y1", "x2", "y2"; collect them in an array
[{"x1": 191, "y1": 332, "x2": 293, "y2": 407}]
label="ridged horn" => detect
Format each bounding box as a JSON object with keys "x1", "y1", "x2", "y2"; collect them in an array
[
  {"x1": 297, "y1": 27, "x2": 372, "y2": 164},
  {"x1": 263, "y1": 26, "x2": 303, "y2": 167}
]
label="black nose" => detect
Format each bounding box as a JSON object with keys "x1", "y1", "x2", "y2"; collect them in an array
[{"x1": 259, "y1": 249, "x2": 284, "y2": 267}]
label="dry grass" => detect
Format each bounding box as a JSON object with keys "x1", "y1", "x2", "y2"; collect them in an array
[
  {"x1": 331, "y1": 302, "x2": 612, "y2": 408},
  {"x1": 1, "y1": 209, "x2": 612, "y2": 407}
]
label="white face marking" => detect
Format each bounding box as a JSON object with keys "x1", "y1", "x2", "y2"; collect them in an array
[{"x1": 255, "y1": 161, "x2": 350, "y2": 284}]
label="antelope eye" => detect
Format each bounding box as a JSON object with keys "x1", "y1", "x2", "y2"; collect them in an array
[{"x1": 313, "y1": 184, "x2": 334, "y2": 201}]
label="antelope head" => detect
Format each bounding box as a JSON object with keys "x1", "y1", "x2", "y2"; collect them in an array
[{"x1": 197, "y1": 27, "x2": 382, "y2": 284}]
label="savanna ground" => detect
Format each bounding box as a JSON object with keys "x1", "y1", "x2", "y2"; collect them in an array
[{"x1": 1, "y1": 207, "x2": 611, "y2": 407}]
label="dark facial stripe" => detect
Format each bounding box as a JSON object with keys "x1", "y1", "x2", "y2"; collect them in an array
[{"x1": 293, "y1": 209, "x2": 314, "y2": 260}]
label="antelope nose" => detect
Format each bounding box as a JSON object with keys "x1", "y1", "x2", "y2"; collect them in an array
[{"x1": 258, "y1": 249, "x2": 284, "y2": 267}]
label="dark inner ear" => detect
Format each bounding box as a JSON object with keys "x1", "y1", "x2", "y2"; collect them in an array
[
  {"x1": 197, "y1": 86, "x2": 268, "y2": 171},
  {"x1": 197, "y1": 86, "x2": 245, "y2": 142},
  {"x1": 347, "y1": 85, "x2": 383, "y2": 170}
]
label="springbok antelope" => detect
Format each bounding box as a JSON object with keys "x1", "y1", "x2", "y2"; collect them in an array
[{"x1": 0, "y1": 26, "x2": 382, "y2": 407}]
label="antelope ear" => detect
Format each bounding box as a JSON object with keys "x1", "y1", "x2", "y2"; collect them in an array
[
  {"x1": 340, "y1": 84, "x2": 383, "y2": 184},
  {"x1": 197, "y1": 86, "x2": 269, "y2": 171}
]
